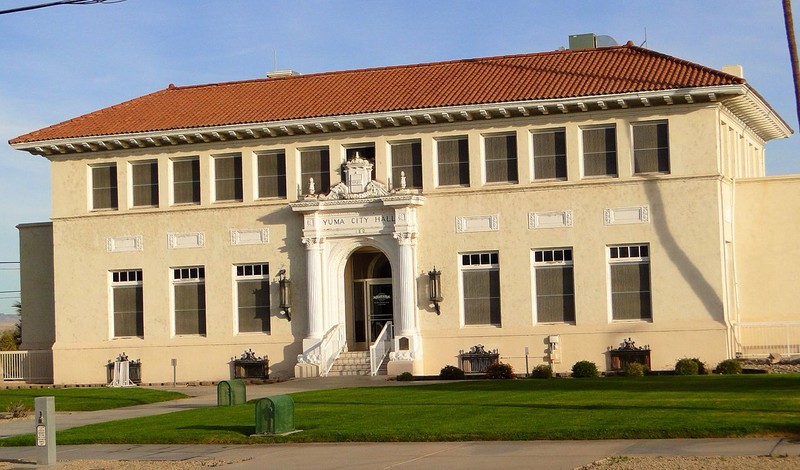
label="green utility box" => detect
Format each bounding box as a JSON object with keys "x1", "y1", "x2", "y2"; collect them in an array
[
  {"x1": 217, "y1": 379, "x2": 246, "y2": 406},
  {"x1": 255, "y1": 395, "x2": 295, "y2": 435}
]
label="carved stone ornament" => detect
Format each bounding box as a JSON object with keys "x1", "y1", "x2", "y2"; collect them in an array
[
  {"x1": 296, "y1": 353, "x2": 320, "y2": 364},
  {"x1": 390, "y1": 350, "x2": 415, "y2": 361}
]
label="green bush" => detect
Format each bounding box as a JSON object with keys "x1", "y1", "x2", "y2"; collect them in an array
[
  {"x1": 715, "y1": 359, "x2": 743, "y2": 375},
  {"x1": 396, "y1": 372, "x2": 414, "y2": 381},
  {"x1": 485, "y1": 362, "x2": 515, "y2": 379},
  {"x1": 690, "y1": 358, "x2": 709, "y2": 375},
  {"x1": 571, "y1": 360, "x2": 599, "y2": 378},
  {"x1": 530, "y1": 364, "x2": 553, "y2": 379},
  {"x1": 624, "y1": 362, "x2": 646, "y2": 377},
  {"x1": 439, "y1": 365, "x2": 465, "y2": 380},
  {"x1": 674, "y1": 358, "x2": 700, "y2": 375}
]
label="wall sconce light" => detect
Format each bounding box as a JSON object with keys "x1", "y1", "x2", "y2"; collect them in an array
[
  {"x1": 428, "y1": 266, "x2": 443, "y2": 315},
  {"x1": 278, "y1": 271, "x2": 292, "y2": 321}
]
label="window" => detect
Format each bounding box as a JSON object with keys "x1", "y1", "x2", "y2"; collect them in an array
[
  {"x1": 300, "y1": 148, "x2": 330, "y2": 195},
  {"x1": 131, "y1": 160, "x2": 158, "y2": 207},
  {"x1": 257, "y1": 151, "x2": 286, "y2": 198},
  {"x1": 173, "y1": 266, "x2": 206, "y2": 335},
  {"x1": 533, "y1": 249, "x2": 575, "y2": 323},
  {"x1": 235, "y1": 263, "x2": 270, "y2": 333},
  {"x1": 345, "y1": 144, "x2": 375, "y2": 181},
  {"x1": 484, "y1": 133, "x2": 517, "y2": 183},
  {"x1": 172, "y1": 157, "x2": 200, "y2": 204},
  {"x1": 532, "y1": 129, "x2": 567, "y2": 180},
  {"x1": 583, "y1": 126, "x2": 617, "y2": 177},
  {"x1": 461, "y1": 252, "x2": 501, "y2": 326},
  {"x1": 633, "y1": 121, "x2": 670, "y2": 174},
  {"x1": 111, "y1": 270, "x2": 143, "y2": 337},
  {"x1": 91, "y1": 164, "x2": 118, "y2": 210},
  {"x1": 390, "y1": 141, "x2": 422, "y2": 189},
  {"x1": 437, "y1": 136, "x2": 469, "y2": 186},
  {"x1": 609, "y1": 244, "x2": 651, "y2": 321},
  {"x1": 214, "y1": 154, "x2": 243, "y2": 202}
]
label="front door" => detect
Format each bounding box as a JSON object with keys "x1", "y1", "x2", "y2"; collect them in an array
[
  {"x1": 368, "y1": 282, "x2": 393, "y2": 343},
  {"x1": 353, "y1": 279, "x2": 393, "y2": 348}
]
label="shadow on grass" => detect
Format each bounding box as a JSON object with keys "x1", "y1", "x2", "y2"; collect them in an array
[{"x1": 178, "y1": 424, "x2": 254, "y2": 436}]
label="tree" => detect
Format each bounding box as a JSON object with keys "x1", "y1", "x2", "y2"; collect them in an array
[
  {"x1": 12, "y1": 301, "x2": 21, "y2": 348},
  {"x1": 0, "y1": 330, "x2": 17, "y2": 351}
]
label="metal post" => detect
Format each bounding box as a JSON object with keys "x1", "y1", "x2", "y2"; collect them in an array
[
  {"x1": 171, "y1": 358, "x2": 177, "y2": 387},
  {"x1": 524, "y1": 347, "x2": 530, "y2": 377},
  {"x1": 34, "y1": 396, "x2": 56, "y2": 466}
]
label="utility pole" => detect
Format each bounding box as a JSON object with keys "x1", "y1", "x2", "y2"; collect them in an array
[{"x1": 783, "y1": 0, "x2": 800, "y2": 127}]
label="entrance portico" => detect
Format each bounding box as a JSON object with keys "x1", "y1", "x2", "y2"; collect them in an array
[{"x1": 291, "y1": 155, "x2": 424, "y2": 376}]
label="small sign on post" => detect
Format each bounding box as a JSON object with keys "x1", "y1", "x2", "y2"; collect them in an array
[{"x1": 34, "y1": 396, "x2": 56, "y2": 465}]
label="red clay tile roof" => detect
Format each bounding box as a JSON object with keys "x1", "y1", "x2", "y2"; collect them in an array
[{"x1": 10, "y1": 44, "x2": 744, "y2": 144}]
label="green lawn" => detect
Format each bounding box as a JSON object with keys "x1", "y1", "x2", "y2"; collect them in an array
[
  {"x1": 0, "y1": 387, "x2": 187, "y2": 412},
  {"x1": 2, "y1": 374, "x2": 799, "y2": 446}
]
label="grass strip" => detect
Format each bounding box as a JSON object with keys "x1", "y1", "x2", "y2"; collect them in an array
[
  {"x1": 3, "y1": 374, "x2": 799, "y2": 445},
  {"x1": 0, "y1": 387, "x2": 187, "y2": 412}
]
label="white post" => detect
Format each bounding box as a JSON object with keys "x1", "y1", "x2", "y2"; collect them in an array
[
  {"x1": 302, "y1": 237, "x2": 325, "y2": 340},
  {"x1": 393, "y1": 232, "x2": 418, "y2": 337},
  {"x1": 34, "y1": 396, "x2": 56, "y2": 465}
]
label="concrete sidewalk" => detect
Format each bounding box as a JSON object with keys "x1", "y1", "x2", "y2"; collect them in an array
[{"x1": 0, "y1": 439, "x2": 799, "y2": 469}]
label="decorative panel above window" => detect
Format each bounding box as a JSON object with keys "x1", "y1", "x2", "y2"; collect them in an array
[
  {"x1": 390, "y1": 141, "x2": 422, "y2": 189},
  {"x1": 532, "y1": 129, "x2": 567, "y2": 180},
  {"x1": 214, "y1": 154, "x2": 243, "y2": 202},
  {"x1": 582, "y1": 126, "x2": 617, "y2": 177},
  {"x1": 633, "y1": 121, "x2": 670, "y2": 174},
  {"x1": 484, "y1": 133, "x2": 518, "y2": 183},
  {"x1": 91, "y1": 164, "x2": 118, "y2": 210}
]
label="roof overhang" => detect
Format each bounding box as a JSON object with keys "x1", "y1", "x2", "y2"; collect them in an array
[{"x1": 10, "y1": 84, "x2": 791, "y2": 158}]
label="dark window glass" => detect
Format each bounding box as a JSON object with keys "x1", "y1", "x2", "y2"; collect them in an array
[
  {"x1": 485, "y1": 134, "x2": 518, "y2": 183},
  {"x1": 300, "y1": 149, "x2": 330, "y2": 194},
  {"x1": 532, "y1": 130, "x2": 567, "y2": 180},
  {"x1": 633, "y1": 122, "x2": 670, "y2": 174},
  {"x1": 237, "y1": 279, "x2": 270, "y2": 333},
  {"x1": 214, "y1": 155, "x2": 243, "y2": 201},
  {"x1": 92, "y1": 165, "x2": 118, "y2": 210},
  {"x1": 131, "y1": 161, "x2": 159, "y2": 207},
  {"x1": 610, "y1": 262, "x2": 652, "y2": 320},
  {"x1": 583, "y1": 127, "x2": 617, "y2": 177},
  {"x1": 113, "y1": 284, "x2": 143, "y2": 337},
  {"x1": 437, "y1": 138, "x2": 470, "y2": 186},
  {"x1": 257, "y1": 152, "x2": 287, "y2": 198},
  {"x1": 173, "y1": 158, "x2": 200, "y2": 204},
  {"x1": 463, "y1": 269, "x2": 501, "y2": 325},
  {"x1": 536, "y1": 266, "x2": 575, "y2": 323},
  {"x1": 391, "y1": 141, "x2": 422, "y2": 189}
]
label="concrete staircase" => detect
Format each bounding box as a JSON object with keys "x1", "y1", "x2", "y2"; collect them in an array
[{"x1": 327, "y1": 351, "x2": 387, "y2": 376}]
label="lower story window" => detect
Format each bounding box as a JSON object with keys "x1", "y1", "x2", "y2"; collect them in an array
[
  {"x1": 533, "y1": 248, "x2": 575, "y2": 323},
  {"x1": 111, "y1": 270, "x2": 143, "y2": 337},
  {"x1": 173, "y1": 266, "x2": 206, "y2": 335},
  {"x1": 461, "y1": 252, "x2": 501, "y2": 326},
  {"x1": 609, "y1": 244, "x2": 652, "y2": 320},
  {"x1": 235, "y1": 263, "x2": 270, "y2": 333}
]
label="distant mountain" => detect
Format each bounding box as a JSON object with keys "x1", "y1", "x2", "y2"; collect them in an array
[{"x1": 0, "y1": 314, "x2": 18, "y2": 332}]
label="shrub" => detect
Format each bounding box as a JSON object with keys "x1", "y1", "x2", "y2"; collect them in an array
[
  {"x1": 6, "y1": 401, "x2": 29, "y2": 418},
  {"x1": 485, "y1": 362, "x2": 515, "y2": 379},
  {"x1": 674, "y1": 358, "x2": 700, "y2": 375},
  {"x1": 571, "y1": 360, "x2": 599, "y2": 378},
  {"x1": 396, "y1": 372, "x2": 414, "y2": 381},
  {"x1": 530, "y1": 364, "x2": 553, "y2": 379},
  {"x1": 690, "y1": 358, "x2": 709, "y2": 375},
  {"x1": 624, "y1": 362, "x2": 646, "y2": 377},
  {"x1": 439, "y1": 365, "x2": 465, "y2": 380},
  {"x1": 715, "y1": 359, "x2": 743, "y2": 375}
]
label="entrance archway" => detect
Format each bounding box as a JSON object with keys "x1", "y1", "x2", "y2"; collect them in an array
[{"x1": 345, "y1": 248, "x2": 393, "y2": 351}]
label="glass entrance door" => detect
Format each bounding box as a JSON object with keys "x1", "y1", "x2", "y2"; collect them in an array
[{"x1": 368, "y1": 283, "x2": 393, "y2": 343}]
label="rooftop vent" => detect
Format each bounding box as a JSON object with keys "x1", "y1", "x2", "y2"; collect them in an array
[
  {"x1": 266, "y1": 69, "x2": 301, "y2": 78},
  {"x1": 722, "y1": 64, "x2": 744, "y2": 78},
  {"x1": 568, "y1": 33, "x2": 619, "y2": 50}
]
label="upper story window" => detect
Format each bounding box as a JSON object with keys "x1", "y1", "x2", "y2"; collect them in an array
[
  {"x1": 533, "y1": 248, "x2": 575, "y2": 323},
  {"x1": 582, "y1": 125, "x2": 617, "y2": 177},
  {"x1": 172, "y1": 157, "x2": 200, "y2": 205},
  {"x1": 300, "y1": 148, "x2": 330, "y2": 195},
  {"x1": 91, "y1": 164, "x2": 118, "y2": 210},
  {"x1": 461, "y1": 252, "x2": 501, "y2": 326},
  {"x1": 130, "y1": 160, "x2": 158, "y2": 207},
  {"x1": 390, "y1": 140, "x2": 422, "y2": 189},
  {"x1": 608, "y1": 244, "x2": 652, "y2": 321},
  {"x1": 436, "y1": 136, "x2": 470, "y2": 187},
  {"x1": 110, "y1": 269, "x2": 143, "y2": 338},
  {"x1": 345, "y1": 144, "x2": 375, "y2": 180},
  {"x1": 214, "y1": 154, "x2": 243, "y2": 202},
  {"x1": 532, "y1": 129, "x2": 567, "y2": 180},
  {"x1": 257, "y1": 150, "x2": 287, "y2": 199},
  {"x1": 484, "y1": 133, "x2": 518, "y2": 184},
  {"x1": 633, "y1": 121, "x2": 670, "y2": 174}
]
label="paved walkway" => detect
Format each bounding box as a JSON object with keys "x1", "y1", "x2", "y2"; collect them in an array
[{"x1": 1, "y1": 377, "x2": 799, "y2": 469}]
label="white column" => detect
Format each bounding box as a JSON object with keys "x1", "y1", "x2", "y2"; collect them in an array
[
  {"x1": 393, "y1": 232, "x2": 418, "y2": 336},
  {"x1": 302, "y1": 236, "x2": 325, "y2": 339}
]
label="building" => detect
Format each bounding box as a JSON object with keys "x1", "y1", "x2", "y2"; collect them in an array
[{"x1": 8, "y1": 39, "x2": 798, "y2": 384}]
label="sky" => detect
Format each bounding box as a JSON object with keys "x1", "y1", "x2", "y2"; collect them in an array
[{"x1": 0, "y1": 0, "x2": 798, "y2": 316}]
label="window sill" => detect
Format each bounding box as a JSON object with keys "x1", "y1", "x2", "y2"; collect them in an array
[
  {"x1": 535, "y1": 321, "x2": 576, "y2": 326},
  {"x1": 461, "y1": 324, "x2": 502, "y2": 328},
  {"x1": 111, "y1": 336, "x2": 144, "y2": 340},
  {"x1": 236, "y1": 331, "x2": 271, "y2": 336},
  {"x1": 611, "y1": 318, "x2": 653, "y2": 323},
  {"x1": 581, "y1": 175, "x2": 618, "y2": 180}
]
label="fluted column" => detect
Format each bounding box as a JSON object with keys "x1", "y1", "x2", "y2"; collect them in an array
[
  {"x1": 392, "y1": 231, "x2": 418, "y2": 336},
  {"x1": 302, "y1": 236, "x2": 325, "y2": 339}
]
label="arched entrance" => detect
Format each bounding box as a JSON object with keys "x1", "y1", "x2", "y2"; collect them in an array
[{"x1": 345, "y1": 248, "x2": 393, "y2": 351}]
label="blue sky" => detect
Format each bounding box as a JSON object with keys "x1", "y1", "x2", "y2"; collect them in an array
[{"x1": 0, "y1": 0, "x2": 797, "y2": 315}]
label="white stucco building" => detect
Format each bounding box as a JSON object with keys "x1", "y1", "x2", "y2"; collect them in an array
[{"x1": 8, "y1": 38, "x2": 798, "y2": 384}]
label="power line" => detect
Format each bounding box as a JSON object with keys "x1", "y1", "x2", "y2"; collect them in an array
[{"x1": 0, "y1": 0, "x2": 126, "y2": 15}]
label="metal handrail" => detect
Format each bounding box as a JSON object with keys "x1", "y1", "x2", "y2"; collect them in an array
[{"x1": 369, "y1": 322, "x2": 394, "y2": 376}]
